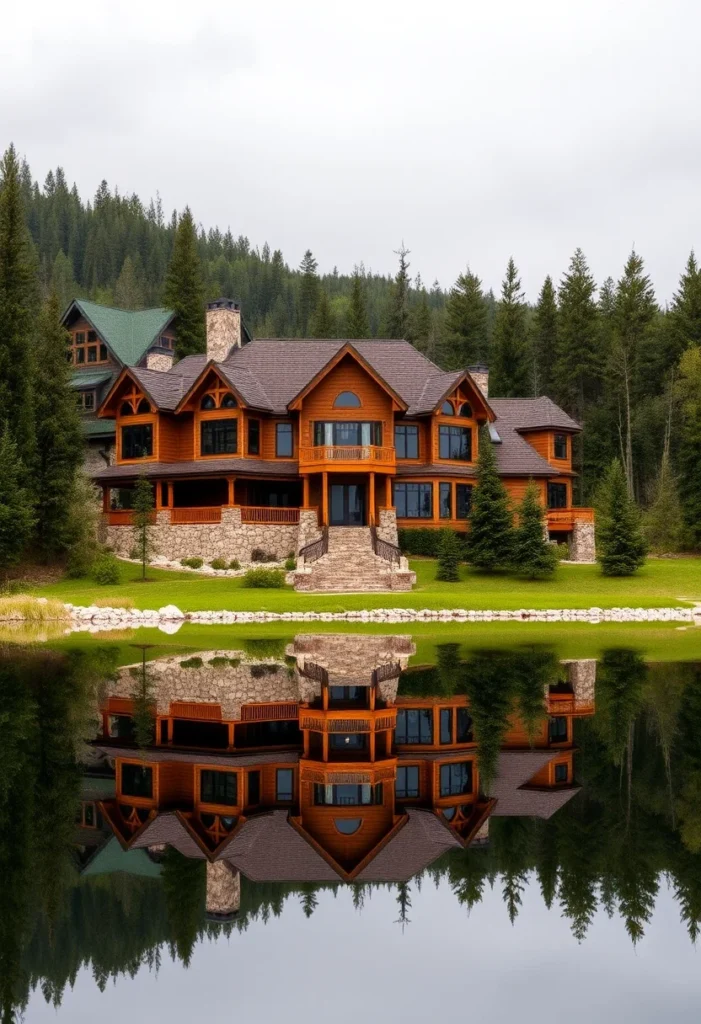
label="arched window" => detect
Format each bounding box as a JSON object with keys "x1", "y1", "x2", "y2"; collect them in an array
[
  {"x1": 441, "y1": 401, "x2": 454, "y2": 415},
  {"x1": 334, "y1": 391, "x2": 361, "y2": 408},
  {"x1": 442, "y1": 806, "x2": 456, "y2": 821},
  {"x1": 334, "y1": 818, "x2": 362, "y2": 835},
  {"x1": 201, "y1": 394, "x2": 216, "y2": 410},
  {"x1": 221, "y1": 393, "x2": 237, "y2": 409},
  {"x1": 459, "y1": 402, "x2": 473, "y2": 418},
  {"x1": 120, "y1": 402, "x2": 133, "y2": 416},
  {"x1": 137, "y1": 399, "x2": 151, "y2": 414}
]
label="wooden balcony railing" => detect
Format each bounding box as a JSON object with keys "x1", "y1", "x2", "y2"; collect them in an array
[
  {"x1": 106, "y1": 509, "x2": 134, "y2": 526},
  {"x1": 171, "y1": 507, "x2": 222, "y2": 524},
  {"x1": 240, "y1": 506, "x2": 300, "y2": 524},
  {"x1": 300, "y1": 708, "x2": 397, "y2": 733},
  {"x1": 240, "y1": 702, "x2": 300, "y2": 722},
  {"x1": 547, "y1": 507, "x2": 595, "y2": 529},
  {"x1": 299, "y1": 445, "x2": 396, "y2": 464}
]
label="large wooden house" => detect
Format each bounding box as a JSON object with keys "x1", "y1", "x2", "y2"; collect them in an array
[
  {"x1": 84, "y1": 636, "x2": 591, "y2": 891},
  {"x1": 88, "y1": 297, "x2": 595, "y2": 590}
]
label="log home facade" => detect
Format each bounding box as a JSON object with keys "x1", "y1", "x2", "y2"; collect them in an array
[{"x1": 91, "y1": 298, "x2": 595, "y2": 589}]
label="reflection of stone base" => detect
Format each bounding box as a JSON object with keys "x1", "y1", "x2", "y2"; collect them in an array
[
  {"x1": 563, "y1": 659, "x2": 596, "y2": 707},
  {"x1": 206, "y1": 861, "x2": 240, "y2": 920},
  {"x1": 570, "y1": 521, "x2": 596, "y2": 562}
]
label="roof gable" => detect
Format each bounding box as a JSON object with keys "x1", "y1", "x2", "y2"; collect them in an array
[
  {"x1": 62, "y1": 299, "x2": 175, "y2": 366},
  {"x1": 287, "y1": 343, "x2": 408, "y2": 412}
]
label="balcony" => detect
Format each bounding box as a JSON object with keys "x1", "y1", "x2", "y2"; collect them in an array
[
  {"x1": 300, "y1": 709, "x2": 397, "y2": 733},
  {"x1": 299, "y1": 445, "x2": 396, "y2": 471},
  {"x1": 547, "y1": 507, "x2": 595, "y2": 531}
]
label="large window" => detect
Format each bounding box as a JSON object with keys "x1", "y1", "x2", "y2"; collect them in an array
[
  {"x1": 440, "y1": 761, "x2": 473, "y2": 797},
  {"x1": 440, "y1": 708, "x2": 452, "y2": 744},
  {"x1": 394, "y1": 482, "x2": 432, "y2": 519},
  {"x1": 456, "y1": 484, "x2": 473, "y2": 519},
  {"x1": 247, "y1": 770, "x2": 261, "y2": 805},
  {"x1": 248, "y1": 419, "x2": 260, "y2": 455},
  {"x1": 121, "y1": 764, "x2": 153, "y2": 799},
  {"x1": 121, "y1": 424, "x2": 153, "y2": 459},
  {"x1": 555, "y1": 763, "x2": 569, "y2": 783},
  {"x1": 554, "y1": 434, "x2": 568, "y2": 459},
  {"x1": 547, "y1": 482, "x2": 568, "y2": 508},
  {"x1": 276, "y1": 768, "x2": 294, "y2": 801},
  {"x1": 312, "y1": 421, "x2": 382, "y2": 446},
  {"x1": 395, "y1": 424, "x2": 419, "y2": 459},
  {"x1": 439, "y1": 425, "x2": 472, "y2": 461},
  {"x1": 313, "y1": 783, "x2": 383, "y2": 806},
  {"x1": 276, "y1": 422, "x2": 294, "y2": 457},
  {"x1": 69, "y1": 332, "x2": 109, "y2": 365},
  {"x1": 549, "y1": 717, "x2": 568, "y2": 743},
  {"x1": 201, "y1": 419, "x2": 237, "y2": 456},
  {"x1": 396, "y1": 766, "x2": 420, "y2": 799},
  {"x1": 396, "y1": 708, "x2": 433, "y2": 744},
  {"x1": 200, "y1": 770, "x2": 238, "y2": 806},
  {"x1": 439, "y1": 482, "x2": 452, "y2": 519}
]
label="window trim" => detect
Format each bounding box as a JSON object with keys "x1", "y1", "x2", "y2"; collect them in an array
[
  {"x1": 393, "y1": 482, "x2": 433, "y2": 519},
  {"x1": 547, "y1": 482, "x2": 568, "y2": 509},
  {"x1": 439, "y1": 424, "x2": 472, "y2": 462},
  {"x1": 247, "y1": 418, "x2": 260, "y2": 455},
  {"x1": 121, "y1": 422, "x2": 154, "y2": 460},
  {"x1": 333, "y1": 391, "x2": 362, "y2": 408},
  {"x1": 200, "y1": 417, "x2": 238, "y2": 457},
  {"x1": 276, "y1": 767, "x2": 294, "y2": 802},
  {"x1": 395, "y1": 423, "x2": 420, "y2": 460},
  {"x1": 396, "y1": 765, "x2": 420, "y2": 799},
  {"x1": 199, "y1": 769, "x2": 239, "y2": 807}
]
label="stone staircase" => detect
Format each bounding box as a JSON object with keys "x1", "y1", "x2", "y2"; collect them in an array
[{"x1": 293, "y1": 527, "x2": 415, "y2": 593}]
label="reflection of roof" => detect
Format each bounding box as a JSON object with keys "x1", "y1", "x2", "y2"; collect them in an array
[
  {"x1": 131, "y1": 812, "x2": 207, "y2": 859},
  {"x1": 491, "y1": 751, "x2": 581, "y2": 818},
  {"x1": 95, "y1": 745, "x2": 299, "y2": 768},
  {"x1": 65, "y1": 299, "x2": 175, "y2": 365},
  {"x1": 355, "y1": 810, "x2": 460, "y2": 882},
  {"x1": 220, "y1": 810, "x2": 339, "y2": 882}
]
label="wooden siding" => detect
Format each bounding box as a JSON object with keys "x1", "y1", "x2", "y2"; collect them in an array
[
  {"x1": 299, "y1": 779, "x2": 395, "y2": 867},
  {"x1": 520, "y1": 429, "x2": 573, "y2": 471},
  {"x1": 299, "y1": 356, "x2": 394, "y2": 448}
]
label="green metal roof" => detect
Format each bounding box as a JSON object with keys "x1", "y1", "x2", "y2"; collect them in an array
[
  {"x1": 72, "y1": 299, "x2": 175, "y2": 366},
  {"x1": 81, "y1": 416, "x2": 116, "y2": 437},
  {"x1": 81, "y1": 836, "x2": 163, "y2": 879},
  {"x1": 70, "y1": 370, "x2": 114, "y2": 389}
]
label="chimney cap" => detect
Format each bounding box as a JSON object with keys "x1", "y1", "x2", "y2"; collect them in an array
[
  {"x1": 207, "y1": 297, "x2": 240, "y2": 312},
  {"x1": 467, "y1": 363, "x2": 489, "y2": 373}
]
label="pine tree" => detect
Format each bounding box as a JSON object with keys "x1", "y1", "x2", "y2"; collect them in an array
[
  {"x1": 668, "y1": 251, "x2": 701, "y2": 359},
  {"x1": 51, "y1": 250, "x2": 78, "y2": 311},
  {"x1": 513, "y1": 482, "x2": 558, "y2": 579},
  {"x1": 0, "y1": 425, "x2": 35, "y2": 577},
  {"x1": 297, "y1": 249, "x2": 319, "y2": 335},
  {"x1": 553, "y1": 249, "x2": 599, "y2": 418},
  {"x1": 384, "y1": 243, "x2": 411, "y2": 338},
  {"x1": 466, "y1": 425, "x2": 514, "y2": 570},
  {"x1": 436, "y1": 529, "x2": 462, "y2": 582},
  {"x1": 346, "y1": 268, "x2": 369, "y2": 338},
  {"x1": 33, "y1": 293, "x2": 83, "y2": 560},
  {"x1": 490, "y1": 258, "x2": 528, "y2": 397},
  {"x1": 114, "y1": 255, "x2": 145, "y2": 309},
  {"x1": 596, "y1": 460, "x2": 647, "y2": 575},
  {"x1": 442, "y1": 268, "x2": 488, "y2": 369},
  {"x1": 132, "y1": 476, "x2": 155, "y2": 580},
  {"x1": 643, "y1": 452, "x2": 685, "y2": 554},
  {"x1": 530, "y1": 276, "x2": 558, "y2": 396},
  {"x1": 0, "y1": 145, "x2": 37, "y2": 468},
  {"x1": 676, "y1": 346, "x2": 701, "y2": 548},
  {"x1": 407, "y1": 288, "x2": 432, "y2": 347},
  {"x1": 163, "y1": 207, "x2": 205, "y2": 357},
  {"x1": 309, "y1": 288, "x2": 336, "y2": 337}
]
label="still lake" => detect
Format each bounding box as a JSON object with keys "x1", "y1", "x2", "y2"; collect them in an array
[{"x1": 2, "y1": 629, "x2": 700, "y2": 1022}]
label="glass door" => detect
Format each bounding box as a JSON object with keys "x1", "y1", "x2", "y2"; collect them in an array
[{"x1": 329, "y1": 483, "x2": 366, "y2": 526}]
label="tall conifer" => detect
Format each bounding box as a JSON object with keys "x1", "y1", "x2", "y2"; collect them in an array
[
  {"x1": 513, "y1": 482, "x2": 558, "y2": 578},
  {"x1": 554, "y1": 248, "x2": 599, "y2": 418},
  {"x1": 442, "y1": 269, "x2": 488, "y2": 369},
  {"x1": 530, "y1": 276, "x2": 558, "y2": 396},
  {"x1": 163, "y1": 207, "x2": 205, "y2": 357},
  {"x1": 667, "y1": 251, "x2": 701, "y2": 360},
  {"x1": 466, "y1": 425, "x2": 514, "y2": 570},
  {"x1": 676, "y1": 347, "x2": 701, "y2": 548},
  {"x1": 384, "y1": 243, "x2": 411, "y2": 338},
  {"x1": 0, "y1": 425, "x2": 35, "y2": 577},
  {"x1": 309, "y1": 289, "x2": 336, "y2": 337},
  {"x1": 297, "y1": 249, "x2": 319, "y2": 335},
  {"x1": 345, "y1": 269, "x2": 369, "y2": 338},
  {"x1": 490, "y1": 258, "x2": 528, "y2": 397},
  {"x1": 596, "y1": 460, "x2": 647, "y2": 575}
]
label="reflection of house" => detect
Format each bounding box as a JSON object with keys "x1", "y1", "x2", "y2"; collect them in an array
[
  {"x1": 90, "y1": 298, "x2": 595, "y2": 589},
  {"x1": 91, "y1": 637, "x2": 593, "y2": 883}
]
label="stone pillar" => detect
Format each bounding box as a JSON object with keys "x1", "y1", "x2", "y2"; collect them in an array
[
  {"x1": 297, "y1": 508, "x2": 322, "y2": 553},
  {"x1": 377, "y1": 507, "x2": 399, "y2": 545},
  {"x1": 467, "y1": 363, "x2": 489, "y2": 399},
  {"x1": 145, "y1": 349, "x2": 175, "y2": 372},
  {"x1": 205, "y1": 861, "x2": 241, "y2": 920},
  {"x1": 564, "y1": 659, "x2": 597, "y2": 710},
  {"x1": 206, "y1": 299, "x2": 242, "y2": 362},
  {"x1": 570, "y1": 520, "x2": 596, "y2": 562}
]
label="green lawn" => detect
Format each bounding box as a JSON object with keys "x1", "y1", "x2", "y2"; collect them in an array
[{"x1": 31, "y1": 556, "x2": 701, "y2": 613}]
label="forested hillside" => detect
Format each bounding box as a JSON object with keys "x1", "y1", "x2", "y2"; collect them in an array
[{"x1": 5, "y1": 149, "x2": 701, "y2": 544}]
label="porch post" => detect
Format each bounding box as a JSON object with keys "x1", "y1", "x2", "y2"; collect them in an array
[
  {"x1": 102, "y1": 486, "x2": 110, "y2": 512},
  {"x1": 303, "y1": 475, "x2": 310, "y2": 509},
  {"x1": 432, "y1": 479, "x2": 439, "y2": 524},
  {"x1": 369, "y1": 472, "x2": 375, "y2": 526},
  {"x1": 322, "y1": 471, "x2": 329, "y2": 526},
  {"x1": 385, "y1": 475, "x2": 392, "y2": 507},
  {"x1": 167, "y1": 481, "x2": 174, "y2": 508},
  {"x1": 227, "y1": 476, "x2": 235, "y2": 506}
]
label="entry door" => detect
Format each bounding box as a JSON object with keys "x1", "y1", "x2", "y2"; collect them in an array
[{"x1": 330, "y1": 483, "x2": 365, "y2": 526}]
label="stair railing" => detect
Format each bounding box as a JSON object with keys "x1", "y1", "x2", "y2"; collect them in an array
[
  {"x1": 299, "y1": 525, "x2": 329, "y2": 565},
  {"x1": 370, "y1": 525, "x2": 402, "y2": 567}
]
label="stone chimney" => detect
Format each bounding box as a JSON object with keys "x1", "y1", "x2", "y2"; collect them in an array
[
  {"x1": 467, "y1": 363, "x2": 489, "y2": 399},
  {"x1": 206, "y1": 298, "x2": 242, "y2": 362},
  {"x1": 145, "y1": 348, "x2": 175, "y2": 372},
  {"x1": 205, "y1": 860, "x2": 241, "y2": 920}
]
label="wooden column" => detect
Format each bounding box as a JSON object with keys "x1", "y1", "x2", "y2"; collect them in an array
[
  {"x1": 385, "y1": 475, "x2": 392, "y2": 508},
  {"x1": 102, "y1": 486, "x2": 110, "y2": 512},
  {"x1": 167, "y1": 481, "x2": 174, "y2": 508},
  {"x1": 369, "y1": 472, "x2": 375, "y2": 526},
  {"x1": 322, "y1": 471, "x2": 329, "y2": 526},
  {"x1": 432, "y1": 480, "x2": 440, "y2": 524},
  {"x1": 369, "y1": 730, "x2": 376, "y2": 762},
  {"x1": 227, "y1": 476, "x2": 235, "y2": 506},
  {"x1": 303, "y1": 475, "x2": 310, "y2": 508},
  {"x1": 322, "y1": 731, "x2": 329, "y2": 762},
  {"x1": 227, "y1": 722, "x2": 235, "y2": 750}
]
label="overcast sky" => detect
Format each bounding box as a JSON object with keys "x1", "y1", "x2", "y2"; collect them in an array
[{"x1": 2, "y1": 0, "x2": 700, "y2": 301}]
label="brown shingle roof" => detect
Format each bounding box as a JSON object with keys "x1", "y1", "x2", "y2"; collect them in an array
[
  {"x1": 355, "y1": 810, "x2": 460, "y2": 882},
  {"x1": 490, "y1": 751, "x2": 581, "y2": 818},
  {"x1": 490, "y1": 399, "x2": 580, "y2": 476},
  {"x1": 219, "y1": 810, "x2": 340, "y2": 881},
  {"x1": 92, "y1": 457, "x2": 300, "y2": 482},
  {"x1": 131, "y1": 812, "x2": 207, "y2": 859},
  {"x1": 490, "y1": 397, "x2": 581, "y2": 433}
]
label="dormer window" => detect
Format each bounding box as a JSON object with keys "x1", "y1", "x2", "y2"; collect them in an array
[
  {"x1": 221, "y1": 393, "x2": 237, "y2": 409},
  {"x1": 120, "y1": 401, "x2": 134, "y2": 416},
  {"x1": 137, "y1": 399, "x2": 151, "y2": 414},
  {"x1": 459, "y1": 402, "x2": 473, "y2": 418},
  {"x1": 441, "y1": 401, "x2": 454, "y2": 415},
  {"x1": 334, "y1": 391, "x2": 361, "y2": 408},
  {"x1": 201, "y1": 394, "x2": 216, "y2": 410}
]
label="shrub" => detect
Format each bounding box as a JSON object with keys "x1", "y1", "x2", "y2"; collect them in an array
[
  {"x1": 398, "y1": 527, "x2": 468, "y2": 559},
  {"x1": 284, "y1": 556, "x2": 297, "y2": 571},
  {"x1": 251, "y1": 662, "x2": 281, "y2": 678},
  {"x1": 242, "y1": 568, "x2": 285, "y2": 588},
  {"x1": 229, "y1": 657, "x2": 241, "y2": 668},
  {"x1": 210, "y1": 558, "x2": 227, "y2": 570},
  {"x1": 180, "y1": 556, "x2": 204, "y2": 569},
  {"x1": 179, "y1": 657, "x2": 203, "y2": 669},
  {"x1": 436, "y1": 529, "x2": 462, "y2": 582},
  {"x1": 555, "y1": 542, "x2": 570, "y2": 560},
  {"x1": 208, "y1": 656, "x2": 230, "y2": 668},
  {"x1": 251, "y1": 547, "x2": 277, "y2": 563},
  {"x1": 0, "y1": 596, "x2": 69, "y2": 622},
  {"x1": 92, "y1": 554, "x2": 121, "y2": 585},
  {"x1": 229, "y1": 558, "x2": 241, "y2": 570}
]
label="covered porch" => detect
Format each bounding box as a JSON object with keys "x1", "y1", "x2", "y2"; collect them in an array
[{"x1": 302, "y1": 471, "x2": 394, "y2": 528}]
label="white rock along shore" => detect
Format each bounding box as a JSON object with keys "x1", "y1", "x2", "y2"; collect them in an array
[{"x1": 62, "y1": 602, "x2": 701, "y2": 633}]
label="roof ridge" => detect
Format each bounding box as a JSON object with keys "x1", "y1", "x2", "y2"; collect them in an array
[{"x1": 77, "y1": 297, "x2": 171, "y2": 315}]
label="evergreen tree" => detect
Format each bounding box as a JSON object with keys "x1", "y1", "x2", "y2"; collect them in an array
[
  {"x1": 0, "y1": 425, "x2": 35, "y2": 577},
  {"x1": 442, "y1": 268, "x2": 488, "y2": 369},
  {"x1": 553, "y1": 249, "x2": 599, "y2": 418},
  {"x1": 309, "y1": 288, "x2": 336, "y2": 337},
  {"x1": 33, "y1": 293, "x2": 83, "y2": 560},
  {"x1": 513, "y1": 481, "x2": 558, "y2": 579},
  {"x1": 466, "y1": 425, "x2": 514, "y2": 570},
  {"x1": 163, "y1": 207, "x2": 205, "y2": 357},
  {"x1": 0, "y1": 144, "x2": 37, "y2": 468},
  {"x1": 596, "y1": 460, "x2": 647, "y2": 576},
  {"x1": 407, "y1": 287, "x2": 432, "y2": 347},
  {"x1": 297, "y1": 249, "x2": 319, "y2": 335},
  {"x1": 384, "y1": 243, "x2": 411, "y2": 338},
  {"x1": 132, "y1": 476, "x2": 155, "y2": 579},
  {"x1": 50, "y1": 249, "x2": 78, "y2": 311},
  {"x1": 346, "y1": 268, "x2": 369, "y2": 338},
  {"x1": 530, "y1": 276, "x2": 558, "y2": 396},
  {"x1": 643, "y1": 452, "x2": 685, "y2": 554},
  {"x1": 667, "y1": 251, "x2": 701, "y2": 361},
  {"x1": 436, "y1": 529, "x2": 462, "y2": 582},
  {"x1": 490, "y1": 257, "x2": 528, "y2": 397},
  {"x1": 114, "y1": 254, "x2": 145, "y2": 309},
  {"x1": 676, "y1": 346, "x2": 701, "y2": 548}
]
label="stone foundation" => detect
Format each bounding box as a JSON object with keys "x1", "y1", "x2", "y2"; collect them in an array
[
  {"x1": 376, "y1": 508, "x2": 399, "y2": 545},
  {"x1": 570, "y1": 520, "x2": 596, "y2": 562},
  {"x1": 105, "y1": 507, "x2": 298, "y2": 562},
  {"x1": 297, "y1": 509, "x2": 323, "y2": 553},
  {"x1": 563, "y1": 658, "x2": 597, "y2": 709}
]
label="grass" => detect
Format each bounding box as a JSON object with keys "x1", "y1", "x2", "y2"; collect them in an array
[
  {"x1": 0, "y1": 595, "x2": 69, "y2": 621},
  {"x1": 29, "y1": 556, "x2": 701, "y2": 614},
  {"x1": 93, "y1": 596, "x2": 136, "y2": 609}
]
